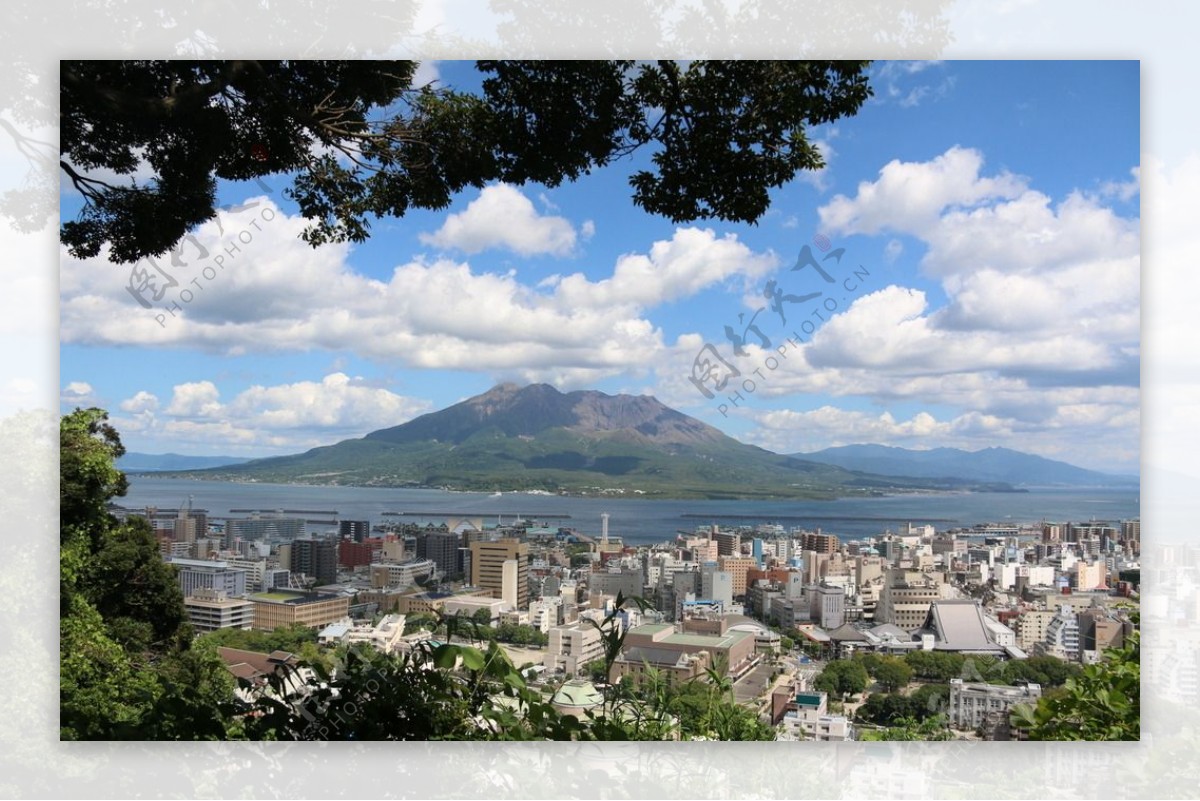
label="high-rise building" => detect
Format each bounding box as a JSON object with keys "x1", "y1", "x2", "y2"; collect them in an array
[
  {"x1": 417, "y1": 529, "x2": 463, "y2": 578},
  {"x1": 809, "y1": 583, "x2": 846, "y2": 629},
  {"x1": 470, "y1": 539, "x2": 529, "y2": 609},
  {"x1": 339, "y1": 519, "x2": 371, "y2": 543},
  {"x1": 700, "y1": 566, "x2": 734, "y2": 607},
  {"x1": 802, "y1": 531, "x2": 839, "y2": 554},
  {"x1": 289, "y1": 537, "x2": 338, "y2": 587},
  {"x1": 718, "y1": 556, "x2": 758, "y2": 597},
  {"x1": 713, "y1": 529, "x2": 740, "y2": 557}
]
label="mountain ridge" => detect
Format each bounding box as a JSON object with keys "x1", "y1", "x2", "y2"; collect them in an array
[
  {"x1": 170, "y1": 384, "x2": 1024, "y2": 500},
  {"x1": 792, "y1": 443, "x2": 1138, "y2": 487}
]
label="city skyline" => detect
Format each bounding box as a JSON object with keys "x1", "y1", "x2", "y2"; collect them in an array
[{"x1": 59, "y1": 61, "x2": 1140, "y2": 474}]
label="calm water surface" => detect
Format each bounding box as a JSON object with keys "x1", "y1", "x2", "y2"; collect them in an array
[{"x1": 123, "y1": 477, "x2": 1140, "y2": 545}]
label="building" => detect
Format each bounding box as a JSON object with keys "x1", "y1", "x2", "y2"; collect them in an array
[
  {"x1": 442, "y1": 595, "x2": 510, "y2": 622},
  {"x1": 875, "y1": 569, "x2": 949, "y2": 629},
  {"x1": 183, "y1": 587, "x2": 255, "y2": 633},
  {"x1": 1078, "y1": 607, "x2": 1130, "y2": 654},
  {"x1": 620, "y1": 621, "x2": 757, "y2": 681},
  {"x1": 719, "y1": 556, "x2": 759, "y2": 598},
  {"x1": 809, "y1": 583, "x2": 846, "y2": 630},
  {"x1": 700, "y1": 567, "x2": 734, "y2": 607},
  {"x1": 337, "y1": 539, "x2": 376, "y2": 569},
  {"x1": 550, "y1": 680, "x2": 605, "y2": 720},
  {"x1": 590, "y1": 567, "x2": 645, "y2": 601},
  {"x1": 249, "y1": 590, "x2": 350, "y2": 631},
  {"x1": 223, "y1": 515, "x2": 305, "y2": 549},
  {"x1": 948, "y1": 679, "x2": 1041, "y2": 733},
  {"x1": 289, "y1": 537, "x2": 338, "y2": 587},
  {"x1": 1013, "y1": 610, "x2": 1057, "y2": 651},
  {"x1": 545, "y1": 620, "x2": 606, "y2": 676},
  {"x1": 339, "y1": 519, "x2": 371, "y2": 543},
  {"x1": 318, "y1": 614, "x2": 407, "y2": 654},
  {"x1": 369, "y1": 558, "x2": 437, "y2": 589},
  {"x1": 471, "y1": 539, "x2": 529, "y2": 610},
  {"x1": 612, "y1": 645, "x2": 712, "y2": 687},
  {"x1": 774, "y1": 690, "x2": 851, "y2": 741},
  {"x1": 169, "y1": 557, "x2": 248, "y2": 598},
  {"x1": 417, "y1": 529, "x2": 464, "y2": 578},
  {"x1": 1039, "y1": 604, "x2": 1081, "y2": 661},
  {"x1": 913, "y1": 600, "x2": 1009, "y2": 656},
  {"x1": 801, "y1": 531, "x2": 839, "y2": 554}
]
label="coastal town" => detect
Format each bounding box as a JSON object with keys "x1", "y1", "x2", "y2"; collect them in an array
[{"x1": 115, "y1": 499, "x2": 1142, "y2": 740}]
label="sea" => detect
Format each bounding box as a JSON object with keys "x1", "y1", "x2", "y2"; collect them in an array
[{"x1": 121, "y1": 477, "x2": 1140, "y2": 546}]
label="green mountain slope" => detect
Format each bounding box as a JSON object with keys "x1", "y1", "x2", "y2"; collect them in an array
[{"x1": 174, "y1": 384, "x2": 1017, "y2": 500}]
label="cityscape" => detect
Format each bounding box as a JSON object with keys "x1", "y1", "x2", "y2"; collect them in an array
[
  {"x1": 84, "y1": 452, "x2": 1139, "y2": 742},
  {"x1": 57, "y1": 59, "x2": 1141, "y2": 745}
]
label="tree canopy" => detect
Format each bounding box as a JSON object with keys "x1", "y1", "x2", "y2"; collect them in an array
[
  {"x1": 1010, "y1": 634, "x2": 1140, "y2": 741},
  {"x1": 60, "y1": 60, "x2": 872, "y2": 263},
  {"x1": 59, "y1": 408, "x2": 227, "y2": 739}
]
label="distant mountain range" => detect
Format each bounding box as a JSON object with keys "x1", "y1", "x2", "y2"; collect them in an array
[
  {"x1": 165, "y1": 383, "x2": 1023, "y2": 500},
  {"x1": 119, "y1": 452, "x2": 254, "y2": 472},
  {"x1": 792, "y1": 444, "x2": 1139, "y2": 488}
]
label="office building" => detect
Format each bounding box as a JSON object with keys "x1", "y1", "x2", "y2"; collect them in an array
[
  {"x1": 183, "y1": 587, "x2": 255, "y2": 633},
  {"x1": 339, "y1": 519, "x2": 371, "y2": 543},
  {"x1": 170, "y1": 557, "x2": 247, "y2": 598},
  {"x1": 249, "y1": 590, "x2": 350, "y2": 631},
  {"x1": 470, "y1": 539, "x2": 529, "y2": 609},
  {"x1": 289, "y1": 537, "x2": 338, "y2": 587},
  {"x1": 224, "y1": 515, "x2": 305, "y2": 549}
]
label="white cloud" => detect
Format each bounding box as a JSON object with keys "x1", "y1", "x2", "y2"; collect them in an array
[
  {"x1": 555, "y1": 227, "x2": 778, "y2": 309},
  {"x1": 819, "y1": 146, "x2": 1026, "y2": 237},
  {"x1": 118, "y1": 390, "x2": 159, "y2": 413},
  {"x1": 650, "y1": 147, "x2": 1141, "y2": 472},
  {"x1": 737, "y1": 401, "x2": 1134, "y2": 471},
  {"x1": 165, "y1": 381, "x2": 222, "y2": 417},
  {"x1": 884, "y1": 239, "x2": 903, "y2": 263},
  {"x1": 419, "y1": 183, "x2": 581, "y2": 256},
  {"x1": 411, "y1": 60, "x2": 440, "y2": 88},
  {"x1": 62, "y1": 207, "x2": 777, "y2": 388},
  {"x1": 125, "y1": 373, "x2": 433, "y2": 453},
  {"x1": 60, "y1": 381, "x2": 95, "y2": 406}
]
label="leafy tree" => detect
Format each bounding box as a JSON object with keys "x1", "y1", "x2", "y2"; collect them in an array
[
  {"x1": 241, "y1": 640, "x2": 584, "y2": 741},
  {"x1": 855, "y1": 692, "x2": 918, "y2": 727},
  {"x1": 998, "y1": 655, "x2": 1081, "y2": 688},
  {"x1": 1010, "y1": 634, "x2": 1140, "y2": 741},
  {"x1": 909, "y1": 683, "x2": 951, "y2": 719},
  {"x1": 878, "y1": 714, "x2": 954, "y2": 741},
  {"x1": 868, "y1": 655, "x2": 913, "y2": 693},
  {"x1": 60, "y1": 408, "x2": 236, "y2": 739},
  {"x1": 584, "y1": 659, "x2": 610, "y2": 684},
  {"x1": 905, "y1": 650, "x2": 965, "y2": 682},
  {"x1": 779, "y1": 636, "x2": 794, "y2": 652},
  {"x1": 813, "y1": 659, "x2": 869, "y2": 699},
  {"x1": 60, "y1": 60, "x2": 872, "y2": 263}
]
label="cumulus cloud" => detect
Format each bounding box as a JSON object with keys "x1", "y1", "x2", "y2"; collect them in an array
[
  {"x1": 555, "y1": 226, "x2": 778, "y2": 309},
  {"x1": 165, "y1": 381, "x2": 222, "y2": 417},
  {"x1": 60, "y1": 381, "x2": 95, "y2": 406},
  {"x1": 61, "y1": 199, "x2": 776, "y2": 388},
  {"x1": 819, "y1": 146, "x2": 1026, "y2": 237},
  {"x1": 119, "y1": 390, "x2": 159, "y2": 413},
  {"x1": 737, "y1": 401, "x2": 1134, "y2": 470},
  {"x1": 419, "y1": 183, "x2": 581, "y2": 256},
  {"x1": 120, "y1": 373, "x2": 433, "y2": 454},
  {"x1": 655, "y1": 146, "x2": 1140, "y2": 472}
]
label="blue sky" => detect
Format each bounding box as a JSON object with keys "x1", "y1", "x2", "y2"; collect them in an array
[{"x1": 59, "y1": 60, "x2": 1140, "y2": 473}]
